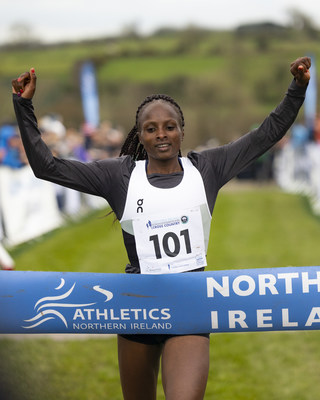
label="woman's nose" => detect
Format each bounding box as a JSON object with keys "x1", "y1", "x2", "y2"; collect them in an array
[{"x1": 157, "y1": 127, "x2": 167, "y2": 138}]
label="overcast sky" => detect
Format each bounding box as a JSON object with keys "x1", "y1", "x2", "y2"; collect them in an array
[{"x1": 1, "y1": 0, "x2": 319, "y2": 44}]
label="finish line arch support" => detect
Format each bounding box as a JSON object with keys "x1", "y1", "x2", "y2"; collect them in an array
[{"x1": 1, "y1": 266, "x2": 320, "y2": 334}]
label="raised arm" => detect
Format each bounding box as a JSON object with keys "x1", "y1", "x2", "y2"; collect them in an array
[
  {"x1": 11, "y1": 68, "x2": 119, "y2": 198},
  {"x1": 201, "y1": 56, "x2": 311, "y2": 188}
]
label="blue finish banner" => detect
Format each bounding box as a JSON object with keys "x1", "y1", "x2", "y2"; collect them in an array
[{"x1": 1, "y1": 267, "x2": 320, "y2": 334}]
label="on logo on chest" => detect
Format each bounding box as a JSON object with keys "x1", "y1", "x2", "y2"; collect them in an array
[{"x1": 137, "y1": 199, "x2": 144, "y2": 213}]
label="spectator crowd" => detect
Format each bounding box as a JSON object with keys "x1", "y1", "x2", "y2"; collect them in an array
[{"x1": 0, "y1": 114, "x2": 124, "y2": 170}]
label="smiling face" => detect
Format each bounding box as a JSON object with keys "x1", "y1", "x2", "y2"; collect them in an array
[{"x1": 137, "y1": 100, "x2": 184, "y2": 173}]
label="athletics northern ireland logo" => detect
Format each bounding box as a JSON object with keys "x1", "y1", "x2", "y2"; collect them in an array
[{"x1": 22, "y1": 278, "x2": 113, "y2": 330}]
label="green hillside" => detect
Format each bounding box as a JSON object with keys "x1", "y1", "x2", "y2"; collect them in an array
[{"x1": 1, "y1": 25, "x2": 319, "y2": 149}]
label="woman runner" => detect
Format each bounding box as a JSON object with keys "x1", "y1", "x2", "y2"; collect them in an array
[{"x1": 12, "y1": 56, "x2": 310, "y2": 400}]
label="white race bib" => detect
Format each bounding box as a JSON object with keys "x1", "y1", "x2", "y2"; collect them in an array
[{"x1": 133, "y1": 206, "x2": 207, "y2": 274}]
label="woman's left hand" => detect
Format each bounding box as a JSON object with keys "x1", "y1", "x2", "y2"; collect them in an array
[{"x1": 290, "y1": 57, "x2": 311, "y2": 87}]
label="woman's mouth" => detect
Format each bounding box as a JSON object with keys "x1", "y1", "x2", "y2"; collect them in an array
[{"x1": 156, "y1": 143, "x2": 170, "y2": 149}]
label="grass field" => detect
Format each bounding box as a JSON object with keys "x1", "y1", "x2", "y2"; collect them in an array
[{"x1": 1, "y1": 184, "x2": 320, "y2": 399}]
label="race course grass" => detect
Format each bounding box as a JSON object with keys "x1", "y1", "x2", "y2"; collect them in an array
[{"x1": 1, "y1": 183, "x2": 320, "y2": 399}]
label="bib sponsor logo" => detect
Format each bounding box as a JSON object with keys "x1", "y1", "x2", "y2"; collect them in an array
[
  {"x1": 181, "y1": 215, "x2": 188, "y2": 224},
  {"x1": 146, "y1": 215, "x2": 189, "y2": 230}
]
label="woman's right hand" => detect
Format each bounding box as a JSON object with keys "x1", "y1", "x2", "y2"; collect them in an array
[{"x1": 11, "y1": 68, "x2": 37, "y2": 99}]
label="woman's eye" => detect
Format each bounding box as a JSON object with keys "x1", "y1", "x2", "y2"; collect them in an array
[
  {"x1": 146, "y1": 127, "x2": 155, "y2": 133},
  {"x1": 167, "y1": 126, "x2": 175, "y2": 131}
]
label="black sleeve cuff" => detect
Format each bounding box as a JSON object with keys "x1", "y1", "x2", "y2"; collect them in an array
[{"x1": 287, "y1": 79, "x2": 308, "y2": 97}]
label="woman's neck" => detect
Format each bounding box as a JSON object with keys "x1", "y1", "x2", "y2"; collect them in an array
[{"x1": 146, "y1": 158, "x2": 182, "y2": 175}]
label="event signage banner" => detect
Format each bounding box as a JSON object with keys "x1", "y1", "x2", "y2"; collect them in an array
[
  {"x1": 1, "y1": 267, "x2": 320, "y2": 334},
  {"x1": 80, "y1": 61, "x2": 100, "y2": 130},
  {"x1": 0, "y1": 166, "x2": 62, "y2": 246},
  {"x1": 304, "y1": 54, "x2": 317, "y2": 132}
]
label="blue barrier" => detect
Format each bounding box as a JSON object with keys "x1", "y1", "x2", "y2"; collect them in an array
[{"x1": 1, "y1": 266, "x2": 320, "y2": 334}]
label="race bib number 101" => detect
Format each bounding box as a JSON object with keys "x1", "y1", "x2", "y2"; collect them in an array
[{"x1": 133, "y1": 207, "x2": 207, "y2": 274}]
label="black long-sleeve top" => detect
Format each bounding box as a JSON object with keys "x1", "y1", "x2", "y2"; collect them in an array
[{"x1": 13, "y1": 79, "x2": 307, "y2": 272}]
